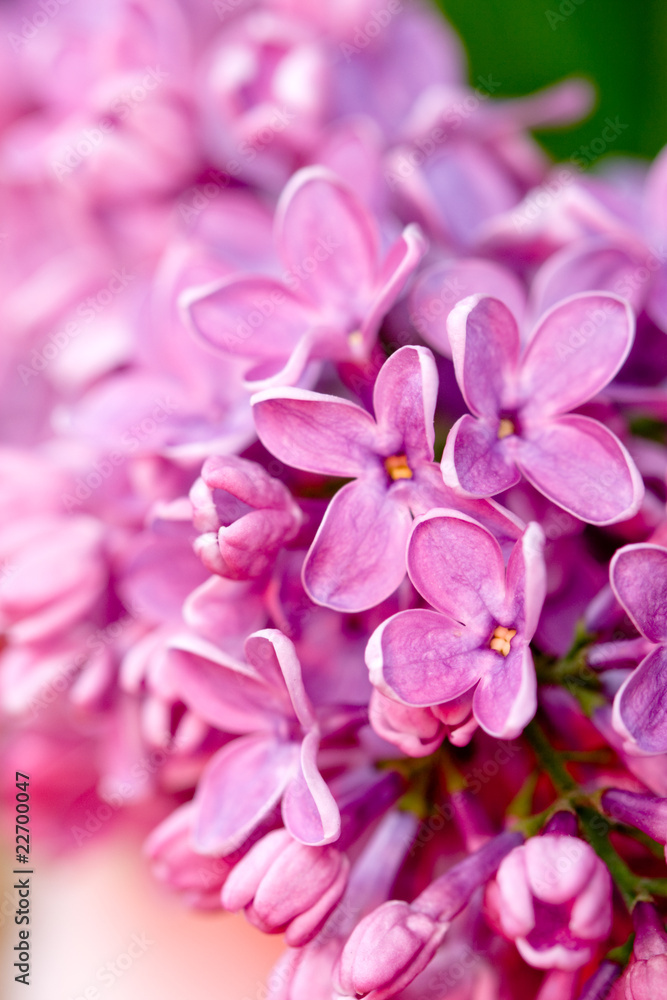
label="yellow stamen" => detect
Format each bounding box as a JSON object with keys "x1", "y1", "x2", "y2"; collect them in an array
[
  {"x1": 347, "y1": 330, "x2": 364, "y2": 357},
  {"x1": 497, "y1": 418, "x2": 515, "y2": 440},
  {"x1": 489, "y1": 625, "x2": 517, "y2": 657},
  {"x1": 384, "y1": 454, "x2": 413, "y2": 480}
]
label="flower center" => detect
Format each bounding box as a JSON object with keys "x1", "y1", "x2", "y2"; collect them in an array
[
  {"x1": 347, "y1": 330, "x2": 365, "y2": 357},
  {"x1": 490, "y1": 625, "x2": 516, "y2": 656},
  {"x1": 497, "y1": 418, "x2": 515, "y2": 440},
  {"x1": 384, "y1": 454, "x2": 413, "y2": 480}
]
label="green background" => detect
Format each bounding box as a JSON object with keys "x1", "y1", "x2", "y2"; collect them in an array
[{"x1": 437, "y1": 0, "x2": 667, "y2": 164}]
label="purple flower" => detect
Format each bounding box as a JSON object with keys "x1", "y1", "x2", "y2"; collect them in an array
[
  {"x1": 252, "y1": 344, "x2": 523, "y2": 612},
  {"x1": 163, "y1": 628, "x2": 340, "y2": 852},
  {"x1": 366, "y1": 510, "x2": 546, "y2": 740},
  {"x1": 222, "y1": 828, "x2": 350, "y2": 946},
  {"x1": 441, "y1": 293, "x2": 644, "y2": 524},
  {"x1": 621, "y1": 902, "x2": 667, "y2": 1000},
  {"x1": 189, "y1": 455, "x2": 303, "y2": 579},
  {"x1": 334, "y1": 831, "x2": 522, "y2": 1000},
  {"x1": 487, "y1": 830, "x2": 612, "y2": 970},
  {"x1": 183, "y1": 167, "x2": 427, "y2": 390},
  {"x1": 601, "y1": 787, "x2": 667, "y2": 859},
  {"x1": 610, "y1": 542, "x2": 667, "y2": 754}
]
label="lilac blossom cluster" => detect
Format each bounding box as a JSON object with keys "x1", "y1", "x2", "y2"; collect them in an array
[{"x1": 3, "y1": 0, "x2": 667, "y2": 997}]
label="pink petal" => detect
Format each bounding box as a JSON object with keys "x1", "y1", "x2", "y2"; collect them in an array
[
  {"x1": 447, "y1": 295, "x2": 520, "y2": 419},
  {"x1": 407, "y1": 510, "x2": 506, "y2": 626},
  {"x1": 516, "y1": 414, "x2": 644, "y2": 525},
  {"x1": 410, "y1": 258, "x2": 527, "y2": 358},
  {"x1": 531, "y1": 236, "x2": 649, "y2": 318},
  {"x1": 303, "y1": 478, "x2": 412, "y2": 613},
  {"x1": 193, "y1": 735, "x2": 298, "y2": 855},
  {"x1": 610, "y1": 544, "x2": 667, "y2": 644},
  {"x1": 183, "y1": 274, "x2": 312, "y2": 358},
  {"x1": 161, "y1": 635, "x2": 285, "y2": 734},
  {"x1": 251, "y1": 387, "x2": 378, "y2": 477},
  {"x1": 362, "y1": 224, "x2": 428, "y2": 341},
  {"x1": 472, "y1": 645, "x2": 537, "y2": 739},
  {"x1": 503, "y1": 522, "x2": 546, "y2": 640},
  {"x1": 614, "y1": 647, "x2": 667, "y2": 755},
  {"x1": 281, "y1": 730, "x2": 340, "y2": 846},
  {"x1": 275, "y1": 166, "x2": 378, "y2": 311},
  {"x1": 441, "y1": 414, "x2": 521, "y2": 497},
  {"x1": 245, "y1": 630, "x2": 316, "y2": 731},
  {"x1": 372, "y1": 345, "x2": 437, "y2": 466},
  {"x1": 366, "y1": 608, "x2": 488, "y2": 706},
  {"x1": 519, "y1": 293, "x2": 635, "y2": 420}
]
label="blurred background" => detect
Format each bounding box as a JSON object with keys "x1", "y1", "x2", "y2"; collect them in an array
[
  {"x1": 2, "y1": 1, "x2": 665, "y2": 998},
  {"x1": 441, "y1": 0, "x2": 667, "y2": 161}
]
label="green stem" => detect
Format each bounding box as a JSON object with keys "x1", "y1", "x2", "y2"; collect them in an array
[{"x1": 523, "y1": 720, "x2": 578, "y2": 796}]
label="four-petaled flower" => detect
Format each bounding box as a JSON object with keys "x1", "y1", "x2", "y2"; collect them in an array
[
  {"x1": 251, "y1": 345, "x2": 523, "y2": 613},
  {"x1": 183, "y1": 166, "x2": 427, "y2": 390},
  {"x1": 366, "y1": 509, "x2": 546, "y2": 740},
  {"x1": 441, "y1": 292, "x2": 644, "y2": 525},
  {"x1": 611, "y1": 542, "x2": 667, "y2": 754}
]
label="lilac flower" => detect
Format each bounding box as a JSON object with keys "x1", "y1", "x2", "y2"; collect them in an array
[
  {"x1": 222, "y1": 829, "x2": 350, "y2": 945},
  {"x1": 162, "y1": 628, "x2": 340, "y2": 852},
  {"x1": 610, "y1": 542, "x2": 667, "y2": 754},
  {"x1": 620, "y1": 902, "x2": 667, "y2": 999},
  {"x1": 252, "y1": 344, "x2": 523, "y2": 612},
  {"x1": 189, "y1": 455, "x2": 303, "y2": 578},
  {"x1": 183, "y1": 167, "x2": 427, "y2": 390},
  {"x1": 366, "y1": 510, "x2": 546, "y2": 740},
  {"x1": 334, "y1": 831, "x2": 522, "y2": 999},
  {"x1": 601, "y1": 787, "x2": 667, "y2": 859},
  {"x1": 441, "y1": 293, "x2": 644, "y2": 524},
  {"x1": 487, "y1": 823, "x2": 612, "y2": 970}
]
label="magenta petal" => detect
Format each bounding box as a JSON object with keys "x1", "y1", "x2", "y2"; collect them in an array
[
  {"x1": 366, "y1": 608, "x2": 487, "y2": 706},
  {"x1": 184, "y1": 274, "x2": 311, "y2": 357},
  {"x1": 447, "y1": 295, "x2": 520, "y2": 419},
  {"x1": 363, "y1": 224, "x2": 428, "y2": 342},
  {"x1": 281, "y1": 731, "x2": 340, "y2": 846},
  {"x1": 407, "y1": 510, "x2": 505, "y2": 626},
  {"x1": 531, "y1": 237, "x2": 649, "y2": 317},
  {"x1": 517, "y1": 414, "x2": 644, "y2": 525},
  {"x1": 411, "y1": 258, "x2": 527, "y2": 359},
  {"x1": 610, "y1": 544, "x2": 667, "y2": 644},
  {"x1": 193, "y1": 735, "x2": 297, "y2": 854},
  {"x1": 372, "y1": 345, "x2": 437, "y2": 466},
  {"x1": 441, "y1": 414, "x2": 521, "y2": 497},
  {"x1": 245, "y1": 630, "x2": 316, "y2": 731},
  {"x1": 275, "y1": 167, "x2": 378, "y2": 311},
  {"x1": 614, "y1": 647, "x2": 667, "y2": 755},
  {"x1": 161, "y1": 636, "x2": 284, "y2": 733},
  {"x1": 252, "y1": 388, "x2": 378, "y2": 477},
  {"x1": 473, "y1": 645, "x2": 537, "y2": 739},
  {"x1": 519, "y1": 293, "x2": 634, "y2": 419},
  {"x1": 503, "y1": 523, "x2": 546, "y2": 640},
  {"x1": 303, "y1": 478, "x2": 412, "y2": 612}
]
